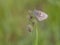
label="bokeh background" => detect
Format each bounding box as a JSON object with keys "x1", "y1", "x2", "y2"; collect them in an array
[{"x1": 0, "y1": 0, "x2": 60, "y2": 45}]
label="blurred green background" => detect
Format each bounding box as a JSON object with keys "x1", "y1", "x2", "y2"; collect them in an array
[{"x1": 0, "y1": 0, "x2": 60, "y2": 45}]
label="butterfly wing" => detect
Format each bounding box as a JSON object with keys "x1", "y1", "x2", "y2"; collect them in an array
[{"x1": 33, "y1": 10, "x2": 48, "y2": 21}]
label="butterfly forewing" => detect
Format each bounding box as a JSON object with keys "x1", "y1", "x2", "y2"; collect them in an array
[{"x1": 33, "y1": 10, "x2": 48, "y2": 21}]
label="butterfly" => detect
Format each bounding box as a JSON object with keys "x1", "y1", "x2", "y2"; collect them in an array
[{"x1": 28, "y1": 9, "x2": 48, "y2": 21}]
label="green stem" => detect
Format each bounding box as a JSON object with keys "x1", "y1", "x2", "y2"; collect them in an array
[
  {"x1": 34, "y1": 21, "x2": 38, "y2": 45},
  {"x1": 35, "y1": 27, "x2": 38, "y2": 45}
]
